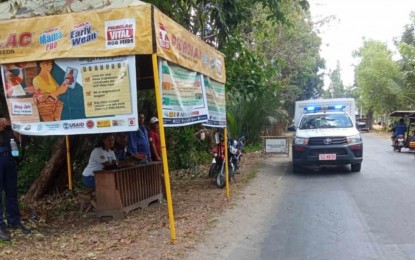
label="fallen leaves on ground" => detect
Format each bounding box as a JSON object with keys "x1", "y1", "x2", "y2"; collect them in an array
[{"x1": 0, "y1": 151, "x2": 264, "y2": 260}]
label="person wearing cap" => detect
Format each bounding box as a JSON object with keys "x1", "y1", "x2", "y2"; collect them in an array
[
  {"x1": 149, "y1": 117, "x2": 161, "y2": 161},
  {"x1": 148, "y1": 117, "x2": 166, "y2": 200},
  {"x1": 0, "y1": 116, "x2": 31, "y2": 241}
]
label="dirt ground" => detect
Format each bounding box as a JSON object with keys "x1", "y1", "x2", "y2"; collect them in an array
[
  {"x1": 0, "y1": 151, "x2": 265, "y2": 259},
  {"x1": 185, "y1": 153, "x2": 287, "y2": 260}
]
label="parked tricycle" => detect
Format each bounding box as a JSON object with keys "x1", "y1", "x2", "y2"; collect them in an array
[{"x1": 389, "y1": 111, "x2": 415, "y2": 152}]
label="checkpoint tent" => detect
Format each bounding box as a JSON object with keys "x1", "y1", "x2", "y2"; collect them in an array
[
  {"x1": 0, "y1": 0, "x2": 226, "y2": 133},
  {"x1": 0, "y1": 0, "x2": 227, "y2": 242}
]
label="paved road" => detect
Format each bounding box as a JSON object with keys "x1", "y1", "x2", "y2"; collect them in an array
[{"x1": 187, "y1": 133, "x2": 415, "y2": 260}]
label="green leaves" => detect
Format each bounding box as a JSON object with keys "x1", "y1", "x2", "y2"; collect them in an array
[{"x1": 355, "y1": 40, "x2": 403, "y2": 114}]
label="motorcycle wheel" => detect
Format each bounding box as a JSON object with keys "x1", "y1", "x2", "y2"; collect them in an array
[
  {"x1": 210, "y1": 163, "x2": 222, "y2": 178},
  {"x1": 398, "y1": 146, "x2": 402, "y2": 153},
  {"x1": 215, "y1": 165, "x2": 233, "y2": 188},
  {"x1": 216, "y1": 168, "x2": 226, "y2": 188}
]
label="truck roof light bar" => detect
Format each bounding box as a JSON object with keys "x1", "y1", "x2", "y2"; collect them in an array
[
  {"x1": 304, "y1": 105, "x2": 346, "y2": 113},
  {"x1": 304, "y1": 106, "x2": 321, "y2": 112}
]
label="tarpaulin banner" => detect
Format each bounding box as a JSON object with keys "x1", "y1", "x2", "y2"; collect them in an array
[
  {"x1": 154, "y1": 8, "x2": 226, "y2": 84},
  {"x1": 1, "y1": 55, "x2": 138, "y2": 135},
  {"x1": 203, "y1": 77, "x2": 226, "y2": 128},
  {"x1": 0, "y1": 5, "x2": 152, "y2": 64},
  {"x1": 160, "y1": 59, "x2": 208, "y2": 127}
]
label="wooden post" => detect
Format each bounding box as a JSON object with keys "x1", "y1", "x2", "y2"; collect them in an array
[{"x1": 224, "y1": 127, "x2": 230, "y2": 198}]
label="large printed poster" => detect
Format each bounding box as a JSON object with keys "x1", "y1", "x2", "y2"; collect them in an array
[
  {"x1": 203, "y1": 77, "x2": 226, "y2": 128},
  {"x1": 161, "y1": 60, "x2": 208, "y2": 126},
  {"x1": 1, "y1": 56, "x2": 138, "y2": 135}
]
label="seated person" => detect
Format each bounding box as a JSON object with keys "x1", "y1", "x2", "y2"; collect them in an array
[
  {"x1": 82, "y1": 133, "x2": 118, "y2": 189},
  {"x1": 114, "y1": 132, "x2": 129, "y2": 161},
  {"x1": 114, "y1": 132, "x2": 149, "y2": 166}
]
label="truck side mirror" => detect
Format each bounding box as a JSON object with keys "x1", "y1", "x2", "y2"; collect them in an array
[{"x1": 287, "y1": 125, "x2": 296, "y2": 131}]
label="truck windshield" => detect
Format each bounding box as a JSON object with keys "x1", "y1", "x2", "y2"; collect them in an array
[{"x1": 299, "y1": 114, "x2": 353, "y2": 129}]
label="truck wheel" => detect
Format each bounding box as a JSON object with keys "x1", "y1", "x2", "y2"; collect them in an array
[
  {"x1": 293, "y1": 164, "x2": 301, "y2": 173},
  {"x1": 351, "y1": 163, "x2": 361, "y2": 172}
]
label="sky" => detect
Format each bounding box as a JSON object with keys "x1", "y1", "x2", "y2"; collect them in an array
[{"x1": 309, "y1": 0, "x2": 415, "y2": 88}]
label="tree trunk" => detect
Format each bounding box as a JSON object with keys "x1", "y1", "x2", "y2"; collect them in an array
[
  {"x1": 367, "y1": 109, "x2": 374, "y2": 130},
  {"x1": 24, "y1": 137, "x2": 67, "y2": 202}
]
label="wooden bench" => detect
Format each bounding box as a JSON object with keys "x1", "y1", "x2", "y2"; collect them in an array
[{"x1": 94, "y1": 162, "x2": 163, "y2": 219}]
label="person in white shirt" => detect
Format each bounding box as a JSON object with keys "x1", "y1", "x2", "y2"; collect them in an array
[{"x1": 82, "y1": 133, "x2": 118, "y2": 189}]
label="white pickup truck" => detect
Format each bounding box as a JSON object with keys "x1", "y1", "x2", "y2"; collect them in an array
[{"x1": 290, "y1": 98, "x2": 363, "y2": 173}]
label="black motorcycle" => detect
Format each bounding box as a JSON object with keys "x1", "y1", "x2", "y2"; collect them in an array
[{"x1": 229, "y1": 136, "x2": 245, "y2": 172}]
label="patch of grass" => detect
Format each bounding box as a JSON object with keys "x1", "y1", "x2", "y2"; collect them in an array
[{"x1": 244, "y1": 142, "x2": 263, "y2": 152}]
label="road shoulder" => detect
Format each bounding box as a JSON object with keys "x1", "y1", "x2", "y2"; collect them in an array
[{"x1": 185, "y1": 155, "x2": 289, "y2": 260}]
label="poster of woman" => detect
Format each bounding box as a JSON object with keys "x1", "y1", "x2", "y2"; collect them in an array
[{"x1": 32, "y1": 60, "x2": 70, "y2": 121}]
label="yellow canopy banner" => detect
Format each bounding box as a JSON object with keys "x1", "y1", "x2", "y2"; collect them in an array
[
  {"x1": 154, "y1": 9, "x2": 226, "y2": 83},
  {"x1": 0, "y1": 3, "x2": 226, "y2": 83},
  {"x1": 0, "y1": 5, "x2": 153, "y2": 64}
]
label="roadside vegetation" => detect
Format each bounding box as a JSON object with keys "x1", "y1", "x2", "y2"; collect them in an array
[{"x1": 323, "y1": 12, "x2": 415, "y2": 127}]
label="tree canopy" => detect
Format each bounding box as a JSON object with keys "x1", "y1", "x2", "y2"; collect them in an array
[{"x1": 354, "y1": 40, "x2": 402, "y2": 114}]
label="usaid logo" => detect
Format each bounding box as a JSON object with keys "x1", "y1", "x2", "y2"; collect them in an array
[{"x1": 63, "y1": 122, "x2": 85, "y2": 130}]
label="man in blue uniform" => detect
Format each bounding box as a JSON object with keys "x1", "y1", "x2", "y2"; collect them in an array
[
  {"x1": 126, "y1": 113, "x2": 151, "y2": 160},
  {"x1": 0, "y1": 116, "x2": 31, "y2": 241},
  {"x1": 392, "y1": 118, "x2": 407, "y2": 139}
]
